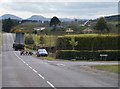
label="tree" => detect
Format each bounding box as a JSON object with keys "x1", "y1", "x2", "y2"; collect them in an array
[
  {"x1": 116, "y1": 23, "x2": 120, "y2": 33},
  {"x1": 50, "y1": 16, "x2": 61, "y2": 30},
  {"x1": 2, "y1": 18, "x2": 17, "y2": 32},
  {"x1": 69, "y1": 37, "x2": 78, "y2": 50},
  {"x1": 96, "y1": 17, "x2": 109, "y2": 33},
  {"x1": 25, "y1": 35, "x2": 34, "y2": 45},
  {"x1": 39, "y1": 36, "x2": 46, "y2": 47},
  {"x1": 32, "y1": 30, "x2": 37, "y2": 34},
  {"x1": 116, "y1": 23, "x2": 120, "y2": 27}
]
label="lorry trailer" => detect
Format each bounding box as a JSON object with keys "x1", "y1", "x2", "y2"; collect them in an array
[{"x1": 13, "y1": 32, "x2": 24, "y2": 50}]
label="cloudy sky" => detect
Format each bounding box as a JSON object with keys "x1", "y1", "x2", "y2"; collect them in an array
[{"x1": 0, "y1": 0, "x2": 119, "y2": 19}]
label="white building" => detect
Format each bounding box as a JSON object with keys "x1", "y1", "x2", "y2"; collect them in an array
[{"x1": 33, "y1": 27, "x2": 46, "y2": 31}]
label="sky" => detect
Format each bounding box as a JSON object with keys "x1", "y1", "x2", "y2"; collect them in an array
[{"x1": 0, "y1": 0, "x2": 119, "y2": 19}]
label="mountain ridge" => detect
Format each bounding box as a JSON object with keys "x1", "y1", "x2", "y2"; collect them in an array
[
  {"x1": 27, "y1": 15, "x2": 48, "y2": 21},
  {"x1": 0, "y1": 14, "x2": 23, "y2": 20},
  {"x1": 0, "y1": 14, "x2": 119, "y2": 22},
  {"x1": 0, "y1": 14, "x2": 76, "y2": 22}
]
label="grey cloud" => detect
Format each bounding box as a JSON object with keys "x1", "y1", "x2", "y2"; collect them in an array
[{"x1": 1, "y1": 2, "x2": 118, "y2": 19}]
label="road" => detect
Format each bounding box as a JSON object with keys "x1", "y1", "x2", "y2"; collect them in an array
[
  {"x1": 2, "y1": 33, "x2": 119, "y2": 88},
  {"x1": 0, "y1": 21, "x2": 2, "y2": 89}
]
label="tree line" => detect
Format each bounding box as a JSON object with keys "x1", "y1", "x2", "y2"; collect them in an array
[
  {"x1": 2, "y1": 16, "x2": 119, "y2": 33},
  {"x1": 2, "y1": 18, "x2": 19, "y2": 32}
]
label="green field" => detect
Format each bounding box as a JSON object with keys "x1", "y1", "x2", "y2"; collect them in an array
[
  {"x1": 28, "y1": 34, "x2": 58, "y2": 47},
  {"x1": 94, "y1": 65, "x2": 120, "y2": 73},
  {"x1": 15, "y1": 22, "x2": 42, "y2": 31}
]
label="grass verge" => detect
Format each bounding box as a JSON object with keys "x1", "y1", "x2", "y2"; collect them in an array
[
  {"x1": 40, "y1": 56, "x2": 57, "y2": 61},
  {"x1": 32, "y1": 52, "x2": 58, "y2": 61},
  {"x1": 93, "y1": 65, "x2": 120, "y2": 73}
]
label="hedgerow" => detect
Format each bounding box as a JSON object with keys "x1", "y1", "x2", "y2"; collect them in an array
[
  {"x1": 56, "y1": 34, "x2": 120, "y2": 50},
  {"x1": 56, "y1": 50, "x2": 120, "y2": 61}
]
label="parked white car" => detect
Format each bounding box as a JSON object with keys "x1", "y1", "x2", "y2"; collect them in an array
[{"x1": 36, "y1": 49, "x2": 48, "y2": 57}]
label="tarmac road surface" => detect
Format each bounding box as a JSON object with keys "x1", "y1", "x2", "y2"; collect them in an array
[{"x1": 2, "y1": 33, "x2": 119, "y2": 88}]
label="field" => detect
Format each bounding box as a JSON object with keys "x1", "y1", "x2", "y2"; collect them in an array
[
  {"x1": 31, "y1": 34, "x2": 58, "y2": 47},
  {"x1": 93, "y1": 65, "x2": 120, "y2": 73},
  {"x1": 15, "y1": 22, "x2": 42, "y2": 31}
]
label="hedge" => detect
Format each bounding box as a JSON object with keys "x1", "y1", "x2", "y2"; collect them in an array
[
  {"x1": 56, "y1": 34, "x2": 120, "y2": 50},
  {"x1": 56, "y1": 50, "x2": 120, "y2": 61}
]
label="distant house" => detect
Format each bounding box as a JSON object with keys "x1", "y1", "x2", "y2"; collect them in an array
[
  {"x1": 82, "y1": 28, "x2": 93, "y2": 34},
  {"x1": 33, "y1": 27, "x2": 46, "y2": 31},
  {"x1": 81, "y1": 20, "x2": 91, "y2": 26},
  {"x1": 66, "y1": 28, "x2": 74, "y2": 34}
]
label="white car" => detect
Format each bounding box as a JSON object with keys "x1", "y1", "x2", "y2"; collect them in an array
[{"x1": 36, "y1": 49, "x2": 48, "y2": 57}]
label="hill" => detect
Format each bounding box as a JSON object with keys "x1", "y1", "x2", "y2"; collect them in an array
[
  {"x1": 0, "y1": 14, "x2": 87, "y2": 22},
  {"x1": 91, "y1": 15, "x2": 119, "y2": 22},
  {"x1": 27, "y1": 15, "x2": 47, "y2": 21},
  {"x1": 105, "y1": 15, "x2": 119, "y2": 21},
  {"x1": 0, "y1": 14, "x2": 23, "y2": 20}
]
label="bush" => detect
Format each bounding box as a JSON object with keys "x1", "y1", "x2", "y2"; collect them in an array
[
  {"x1": 25, "y1": 35, "x2": 35, "y2": 45},
  {"x1": 56, "y1": 50, "x2": 120, "y2": 61},
  {"x1": 39, "y1": 36, "x2": 46, "y2": 47},
  {"x1": 56, "y1": 34, "x2": 120, "y2": 50}
]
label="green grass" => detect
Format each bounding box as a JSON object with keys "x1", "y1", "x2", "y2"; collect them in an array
[
  {"x1": 40, "y1": 56, "x2": 57, "y2": 61},
  {"x1": 94, "y1": 65, "x2": 120, "y2": 73},
  {"x1": 40, "y1": 52, "x2": 57, "y2": 61},
  {"x1": 30, "y1": 34, "x2": 58, "y2": 47},
  {"x1": 15, "y1": 22, "x2": 41, "y2": 31},
  {"x1": 63, "y1": 33, "x2": 119, "y2": 37},
  {"x1": 32, "y1": 52, "x2": 57, "y2": 61}
]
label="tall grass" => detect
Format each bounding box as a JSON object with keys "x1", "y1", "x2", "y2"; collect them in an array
[{"x1": 26, "y1": 34, "x2": 58, "y2": 47}]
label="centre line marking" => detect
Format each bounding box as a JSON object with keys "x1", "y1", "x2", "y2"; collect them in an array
[
  {"x1": 14, "y1": 52, "x2": 22, "y2": 60},
  {"x1": 14, "y1": 51, "x2": 56, "y2": 89},
  {"x1": 38, "y1": 74, "x2": 45, "y2": 79},
  {"x1": 47, "y1": 81, "x2": 55, "y2": 89},
  {"x1": 26, "y1": 63, "x2": 29, "y2": 66},
  {"x1": 29, "y1": 66, "x2": 32, "y2": 69},
  {"x1": 33, "y1": 69, "x2": 37, "y2": 73}
]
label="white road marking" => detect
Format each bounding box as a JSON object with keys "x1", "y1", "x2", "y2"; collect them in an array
[
  {"x1": 20, "y1": 59, "x2": 23, "y2": 61},
  {"x1": 47, "y1": 61, "x2": 55, "y2": 63},
  {"x1": 14, "y1": 51, "x2": 56, "y2": 88},
  {"x1": 38, "y1": 74, "x2": 45, "y2": 79},
  {"x1": 32, "y1": 69, "x2": 38, "y2": 73},
  {"x1": 57, "y1": 64, "x2": 65, "y2": 66},
  {"x1": 47, "y1": 81, "x2": 56, "y2": 89},
  {"x1": 26, "y1": 63, "x2": 29, "y2": 66},
  {"x1": 14, "y1": 52, "x2": 23, "y2": 60},
  {"x1": 28, "y1": 66, "x2": 32, "y2": 69}
]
